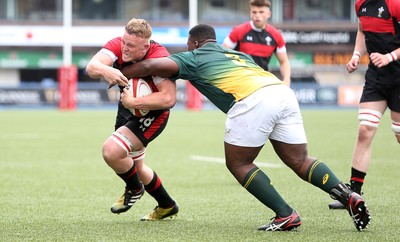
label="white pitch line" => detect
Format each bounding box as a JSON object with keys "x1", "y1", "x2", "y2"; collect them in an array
[{"x1": 190, "y1": 155, "x2": 283, "y2": 168}]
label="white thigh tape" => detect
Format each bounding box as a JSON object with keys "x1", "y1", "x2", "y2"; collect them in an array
[
  {"x1": 129, "y1": 148, "x2": 146, "y2": 161},
  {"x1": 392, "y1": 121, "x2": 400, "y2": 133},
  {"x1": 111, "y1": 131, "x2": 133, "y2": 154},
  {"x1": 358, "y1": 109, "x2": 382, "y2": 128}
]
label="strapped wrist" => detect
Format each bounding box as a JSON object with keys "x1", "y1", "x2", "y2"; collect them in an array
[
  {"x1": 386, "y1": 51, "x2": 397, "y2": 63},
  {"x1": 352, "y1": 51, "x2": 361, "y2": 59}
]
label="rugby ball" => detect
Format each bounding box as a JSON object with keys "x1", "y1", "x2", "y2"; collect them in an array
[{"x1": 127, "y1": 78, "x2": 153, "y2": 117}]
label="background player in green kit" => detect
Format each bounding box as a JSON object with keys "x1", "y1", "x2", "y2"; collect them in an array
[{"x1": 119, "y1": 24, "x2": 371, "y2": 232}]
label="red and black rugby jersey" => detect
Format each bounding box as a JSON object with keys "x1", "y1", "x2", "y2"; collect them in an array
[
  {"x1": 356, "y1": 0, "x2": 400, "y2": 54},
  {"x1": 225, "y1": 21, "x2": 286, "y2": 71}
]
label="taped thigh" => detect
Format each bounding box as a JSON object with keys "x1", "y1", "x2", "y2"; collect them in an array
[
  {"x1": 111, "y1": 131, "x2": 133, "y2": 154},
  {"x1": 392, "y1": 121, "x2": 400, "y2": 134},
  {"x1": 129, "y1": 148, "x2": 146, "y2": 162},
  {"x1": 358, "y1": 109, "x2": 382, "y2": 128}
]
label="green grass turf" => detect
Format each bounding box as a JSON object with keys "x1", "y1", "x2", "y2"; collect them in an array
[{"x1": 0, "y1": 109, "x2": 399, "y2": 241}]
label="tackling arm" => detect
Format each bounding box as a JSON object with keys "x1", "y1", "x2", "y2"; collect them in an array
[{"x1": 121, "y1": 57, "x2": 179, "y2": 79}]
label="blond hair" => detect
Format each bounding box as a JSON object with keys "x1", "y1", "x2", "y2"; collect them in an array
[{"x1": 125, "y1": 18, "x2": 152, "y2": 39}]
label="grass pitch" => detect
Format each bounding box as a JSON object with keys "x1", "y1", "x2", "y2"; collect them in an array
[{"x1": 0, "y1": 109, "x2": 398, "y2": 241}]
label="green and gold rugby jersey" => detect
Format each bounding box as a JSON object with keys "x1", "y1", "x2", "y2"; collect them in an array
[{"x1": 168, "y1": 43, "x2": 283, "y2": 113}]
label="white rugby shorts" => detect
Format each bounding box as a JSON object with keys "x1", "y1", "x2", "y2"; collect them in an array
[{"x1": 224, "y1": 84, "x2": 307, "y2": 147}]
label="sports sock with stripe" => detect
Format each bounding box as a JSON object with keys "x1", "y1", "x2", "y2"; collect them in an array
[
  {"x1": 144, "y1": 171, "x2": 176, "y2": 208},
  {"x1": 306, "y1": 160, "x2": 341, "y2": 193},
  {"x1": 242, "y1": 167, "x2": 293, "y2": 217},
  {"x1": 350, "y1": 167, "x2": 366, "y2": 194},
  {"x1": 117, "y1": 163, "x2": 142, "y2": 191}
]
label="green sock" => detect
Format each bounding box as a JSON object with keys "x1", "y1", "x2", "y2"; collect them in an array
[
  {"x1": 242, "y1": 167, "x2": 292, "y2": 217},
  {"x1": 306, "y1": 160, "x2": 341, "y2": 193}
]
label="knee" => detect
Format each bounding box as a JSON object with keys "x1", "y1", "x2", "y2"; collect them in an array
[
  {"x1": 225, "y1": 160, "x2": 253, "y2": 184},
  {"x1": 285, "y1": 150, "x2": 312, "y2": 181},
  {"x1": 102, "y1": 142, "x2": 120, "y2": 165},
  {"x1": 357, "y1": 125, "x2": 376, "y2": 142},
  {"x1": 293, "y1": 158, "x2": 311, "y2": 181},
  {"x1": 102, "y1": 143, "x2": 112, "y2": 163},
  {"x1": 282, "y1": 146, "x2": 308, "y2": 172},
  {"x1": 225, "y1": 161, "x2": 236, "y2": 176}
]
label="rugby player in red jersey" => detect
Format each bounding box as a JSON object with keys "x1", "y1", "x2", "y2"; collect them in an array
[
  {"x1": 329, "y1": 0, "x2": 400, "y2": 209},
  {"x1": 86, "y1": 18, "x2": 179, "y2": 220},
  {"x1": 222, "y1": 0, "x2": 291, "y2": 86}
]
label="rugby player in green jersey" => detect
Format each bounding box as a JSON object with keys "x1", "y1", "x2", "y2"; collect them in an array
[{"x1": 116, "y1": 24, "x2": 371, "y2": 232}]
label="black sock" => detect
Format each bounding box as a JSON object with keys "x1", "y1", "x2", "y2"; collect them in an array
[
  {"x1": 350, "y1": 167, "x2": 366, "y2": 194},
  {"x1": 144, "y1": 172, "x2": 175, "y2": 208},
  {"x1": 117, "y1": 163, "x2": 142, "y2": 191}
]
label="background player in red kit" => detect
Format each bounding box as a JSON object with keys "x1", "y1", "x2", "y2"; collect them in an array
[
  {"x1": 86, "y1": 18, "x2": 179, "y2": 220},
  {"x1": 329, "y1": 0, "x2": 400, "y2": 209},
  {"x1": 222, "y1": 0, "x2": 291, "y2": 86}
]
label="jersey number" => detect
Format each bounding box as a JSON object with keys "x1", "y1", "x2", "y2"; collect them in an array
[
  {"x1": 225, "y1": 54, "x2": 247, "y2": 66},
  {"x1": 139, "y1": 117, "x2": 155, "y2": 131}
]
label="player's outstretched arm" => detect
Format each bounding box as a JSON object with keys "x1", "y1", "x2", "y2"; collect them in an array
[{"x1": 122, "y1": 57, "x2": 179, "y2": 79}]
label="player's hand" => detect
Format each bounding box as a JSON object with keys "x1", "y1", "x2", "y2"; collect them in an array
[
  {"x1": 104, "y1": 67, "x2": 129, "y2": 88},
  {"x1": 370, "y1": 52, "x2": 390, "y2": 68},
  {"x1": 346, "y1": 57, "x2": 359, "y2": 73},
  {"x1": 121, "y1": 87, "x2": 133, "y2": 109}
]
